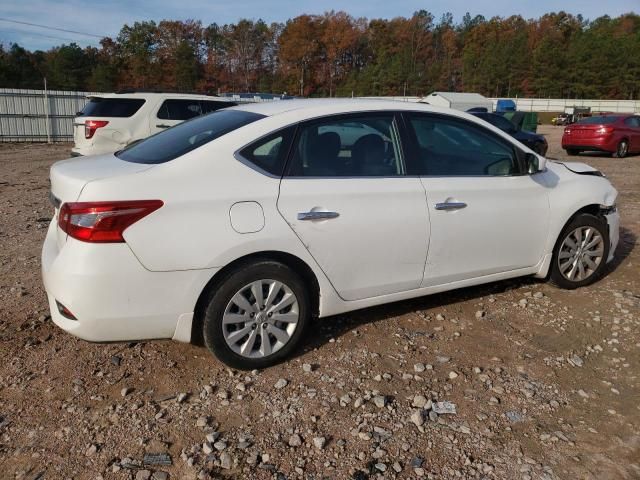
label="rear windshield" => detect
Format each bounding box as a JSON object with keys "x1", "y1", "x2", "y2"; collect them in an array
[
  {"x1": 577, "y1": 116, "x2": 620, "y2": 125},
  {"x1": 79, "y1": 98, "x2": 145, "y2": 117},
  {"x1": 116, "y1": 109, "x2": 264, "y2": 164},
  {"x1": 476, "y1": 113, "x2": 517, "y2": 132}
]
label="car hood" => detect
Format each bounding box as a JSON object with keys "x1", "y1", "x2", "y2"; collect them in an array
[{"x1": 549, "y1": 160, "x2": 604, "y2": 177}]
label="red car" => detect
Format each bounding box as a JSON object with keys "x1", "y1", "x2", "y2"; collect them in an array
[{"x1": 562, "y1": 114, "x2": 640, "y2": 158}]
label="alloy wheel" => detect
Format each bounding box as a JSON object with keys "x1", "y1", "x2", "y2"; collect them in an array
[
  {"x1": 617, "y1": 141, "x2": 628, "y2": 158},
  {"x1": 557, "y1": 226, "x2": 604, "y2": 282},
  {"x1": 222, "y1": 279, "x2": 299, "y2": 358}
]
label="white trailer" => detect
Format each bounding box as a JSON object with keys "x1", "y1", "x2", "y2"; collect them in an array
[{"x1": 422, "y1": 92, "x2": 493, "y2": 112}]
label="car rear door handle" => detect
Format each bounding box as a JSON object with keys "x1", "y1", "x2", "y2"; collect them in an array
[
  {"x1": 297, "y1": 211, "x2": 340, "y2": 221},
  {"x1": 156, "y1": 124, "x2": 171, "y2": 129},
  {"x1": 435, "y1": 201, "x2": 467, "y2": 211}
]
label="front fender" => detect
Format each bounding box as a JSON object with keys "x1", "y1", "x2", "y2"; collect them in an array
[{"x1": 536, "y1": 162, "x2": 618, "y2": 276}]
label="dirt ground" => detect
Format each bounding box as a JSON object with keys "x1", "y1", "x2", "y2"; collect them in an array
[{"x1": 0, "y1": 125, "x2": 639, "y2": 480}]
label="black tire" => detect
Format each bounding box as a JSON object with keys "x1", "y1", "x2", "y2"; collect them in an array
[
  {"x1": 614, "y1": 140, "x2": 629, "y2": 158},
  {"x1": 202, "y1": 260, "x2": 311, "y2": 369},
  {"x1": 549, "y1": 213, "x2": 610, "y2": 290},
  {"x1": 565, "y1": 148, "x2": 580, "y2": 156}
]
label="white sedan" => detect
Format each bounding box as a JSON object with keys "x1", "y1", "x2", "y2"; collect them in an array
[{"x1": 42, "y1": 99, "x2": 620, "y2": 369}]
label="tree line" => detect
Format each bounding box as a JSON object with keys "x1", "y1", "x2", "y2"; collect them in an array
[{"x1": 1, "y1": 11, "x2": 639, "y2": 99}]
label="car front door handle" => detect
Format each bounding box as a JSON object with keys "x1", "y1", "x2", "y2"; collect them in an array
[
  {"x1": 156, "y1": 124, "x2": 171, "y2": 129},
  {"x1": 297, "y1": 211, "x2": 340, "y2": 221},
  {"x1": 435, "y1": 201, "x2": 467, "y2": 211}
]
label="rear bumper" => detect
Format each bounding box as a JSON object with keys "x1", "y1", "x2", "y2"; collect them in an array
[
  {"x1": 561, "y1": 136, "x2": 617, "y2": 153},
  {"x1": 41, "y1": 221, "x2": 217, "y2": 343}
]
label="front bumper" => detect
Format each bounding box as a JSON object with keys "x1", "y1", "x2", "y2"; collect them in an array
[
  {"x1": 41, "y1": 221, "x2": 217, "y2": 342},
  {"x1": 605, "y1": 210, "x2": 620, "y2": 263}
]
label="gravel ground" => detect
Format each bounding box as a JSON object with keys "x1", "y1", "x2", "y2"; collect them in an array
[{"x1": 1, "y1": 125, "x2": 639, "y2": 480}]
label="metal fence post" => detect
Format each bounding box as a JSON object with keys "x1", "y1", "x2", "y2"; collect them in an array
[{"x1": 43, "y1": 78, "x2": 52, "y2": 144}]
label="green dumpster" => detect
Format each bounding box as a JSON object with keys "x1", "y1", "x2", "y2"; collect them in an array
[{"x1": 503, "y1": 111, "x2": 538, "y2": 133}]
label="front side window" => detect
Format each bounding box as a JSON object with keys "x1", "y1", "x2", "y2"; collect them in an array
[
  {"x1": 116, "y1": 109, "x2": 264, "y2": 164},
  {"x1": 286, "y1": 114, "x2": 403, "y2": 177},
  {"x1": 407, "y1": 114, "x2": 519, "y2": 176}
]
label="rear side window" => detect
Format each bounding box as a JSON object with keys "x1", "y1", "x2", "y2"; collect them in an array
[
  {"x1": 116, "y1": 110, "x2": 264, "y2": 164},
  {"x1": 478, "y1": 114, "x2": 517, "y2": 133},
  {"x1": 79, "y1": 98, "x2": 145, "y2": 117},
  {"x1": 624, "y1": 117, "x2": 640, "y2": 127},
  {"x1": 238, "y1": 127, "x2": 296, "y2": 176},
  {"x1": 407, "y1": 113, "x2": 519, "y2": 176},
  {"x1": 286, "y1": 114, "x2": 404, "y2": 177},
  {"x1": 157, "y1": 99, "x2": 203, "y2": 120}
]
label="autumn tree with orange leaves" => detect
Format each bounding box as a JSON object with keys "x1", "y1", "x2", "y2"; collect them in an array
[{"x1": 1, "y1": 11, "x2": 639, "y2": 99}]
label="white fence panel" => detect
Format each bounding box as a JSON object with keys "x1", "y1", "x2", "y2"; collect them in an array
[
  {"x1": 489, "y1": 97, "x2": 640, "y2": 113},
  {"x1": 2, "y1": 89, "x2": 640, "y2": 142},
  {"x1": 0, "y1": 88, "x2": 100, "y2": 142}
]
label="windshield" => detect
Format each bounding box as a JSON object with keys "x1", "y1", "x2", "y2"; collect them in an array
[
  {"x1": 577, "y1": 116, "x2": 620, "y2": 125},
  {"x1": 79, "y1": 98, "x2": 145, "y2": 117},
  {"x1": 116, "y1": 109, "x2": 264, "y2": 164}
]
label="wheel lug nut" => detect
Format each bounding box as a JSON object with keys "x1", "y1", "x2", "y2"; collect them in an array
[
  {"x1": 268, "y1": 312, "x2": 272, "y2": 317},
  {"x1": 262, "y1": 322, "x2": 267, "y2": 328}
]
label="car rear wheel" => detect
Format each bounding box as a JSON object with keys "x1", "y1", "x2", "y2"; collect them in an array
[
  {"x1": 549, "y1": 213, "x2": 609, "y2": 289},
  {"x1": 202, "y1": 260, "x2": 310, "y2": 369},
  {"x1": 614, "y1": 140, "x2": 629, "y2": 158},
  {"x1": 565, "y1": 148, "x2": 580, "y2": 156}
]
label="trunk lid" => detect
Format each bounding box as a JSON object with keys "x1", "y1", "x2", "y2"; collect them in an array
[
  {"x1": 50, "y1": 154, "x2": 155, "y2": 246},
  {"x1": 565, "y1": 123, "x2": 614, "y2": 139}
]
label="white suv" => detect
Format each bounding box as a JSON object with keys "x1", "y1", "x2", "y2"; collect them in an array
[{"x1": 71, "y1": 91, "x2": 236, "y2": 156}]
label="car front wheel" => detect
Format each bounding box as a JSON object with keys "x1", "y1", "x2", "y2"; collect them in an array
[
  {"x1": 202, "y1": 260, "x2": 310, "y2": 369},
  {"x1": 550, "y1": 213, "x2": 610, "y2": 289}
]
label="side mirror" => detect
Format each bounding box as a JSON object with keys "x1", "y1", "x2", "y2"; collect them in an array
[{"x1": 526, "y1": 152, "x2": 546, "y2": 174}]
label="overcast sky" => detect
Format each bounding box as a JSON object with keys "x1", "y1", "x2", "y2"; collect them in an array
[{"x1": 1, "y1": 0, "x2": 637, "y2": 50}]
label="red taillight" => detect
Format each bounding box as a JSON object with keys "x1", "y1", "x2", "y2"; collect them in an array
[
  {"x1": 85, "y1": 120, "x2": 109, "y2": 139},
  {"x1": 58, "y1": 200, "x2": 163, "y2": 243},
  {"x1": 596, "y1": 126, "x2": 614, "y2": 135}
]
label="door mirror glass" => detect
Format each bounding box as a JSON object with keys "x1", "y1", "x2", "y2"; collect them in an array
[{"x1": 526, "y1": 152, "x2": 545, "y2": 174}]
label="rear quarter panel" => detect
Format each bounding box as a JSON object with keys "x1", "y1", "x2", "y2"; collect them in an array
[{"x1": 76, "y1": 121, "x2": 320, "y2": 274}]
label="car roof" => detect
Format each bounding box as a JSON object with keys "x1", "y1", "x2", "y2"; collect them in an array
[
  {"x1": 88, "y1": 92, "x2": 235, "y2": 102},
  {"x1": 229, "y1": 98, "x2": 471, "y2": 119}
]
